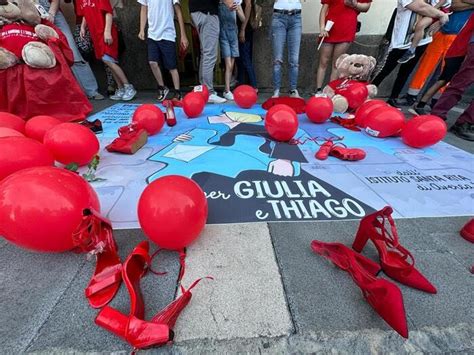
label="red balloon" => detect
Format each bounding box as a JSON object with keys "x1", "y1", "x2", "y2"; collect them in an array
[
  {"x1": 193, "y1": 85, "x2": 210, "y2": 102},
  {"x1": 338, "y1": 82, "x2": 369, "y2": 110},
  {"x1": 355, "y1": 100, "x2": 387, "y2": 127},
  {"x1": 138, "y1": 175, "x2": 208, "y2": 250},
  {"x1": 132, "y1": 104, "x2": 165, "y2": 135},
  {"x1": 234, "y1": 85, "x2": 258, "y2": 109},
  {"x1": 365, "y1": 106, "x2": 406, "y2": 138},
  {"x1": 183, "y1": 92, "x2": 206, "y2": 118},
  {"x1": 402, "y1": 115, "x2": 447, "y2": 148},
  {"x1": 306, "y1": 96, "x2": 334, "y2": 123},
  {"x1": 25, "y1": 115, "x2": 62, "y2": 142},
  {"x1": 0, "y1": 127, "x2": 24, "y2": 138},
  {"x1": 0, "y1": 166, "x2": 100, "y2": 252},
  {"x1": 265, "y1": 104, "x2": 299, "y2": 141},
  {"x1": 0, "y1": 136, "x2": 54, "y2": 181},
  {"x1": 44, "y1": 123, "x2": 100, "y2": 166},
  {"x1": 0, "y1": 112, "x2": 25, "y2": 133}
]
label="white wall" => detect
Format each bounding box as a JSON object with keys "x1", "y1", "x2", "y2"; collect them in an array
[{"x1": 301, "y1": 0, "x2": 398, "y2": 35}]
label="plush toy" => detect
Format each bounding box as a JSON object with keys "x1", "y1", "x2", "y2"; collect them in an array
[
  {"x1": 0, "y1": 0, "x2": 60, "y2": 69},
  {"x1": 323, "y1": 54, "x2": 378, "y2": 113}
]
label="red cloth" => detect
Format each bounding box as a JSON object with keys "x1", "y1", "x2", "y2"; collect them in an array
[
  {"x1": 0, "y1": 23, "x2": 39, "y2": 58},
  {"x1": 262, "y1": 97, "x2": 306, "y2": 114},
  {"x1": 328, "y1": 78, "x2": 368, "y2": 93},
  {"x1": 321, "y1": 0, "x2": 371, "y2": 43},
  {"x1": 76, "y1": 0, "x2": 118, "y2": 60},
  {"x1": 0, "y1": 22, "x2": 92, "y2": 121},
  {"x1": 446, "y1": 14, "x2": 474, "y2": 58}
]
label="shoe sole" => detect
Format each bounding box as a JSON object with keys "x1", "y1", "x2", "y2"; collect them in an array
[
  {"x1": 397, "y1": 57, "x2": 415, "y2": 64},
  {"x1": 407, "y1": 108, "x2": 420, "y2": 116},
  {"x1": 122, "y1": 93, "x2": 137, "y2": 101}
]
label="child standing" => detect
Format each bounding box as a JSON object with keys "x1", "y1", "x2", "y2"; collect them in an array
[
  {"x1": 138, "y1": 0, "x2": 189, "y2": 101},
  {"x1": 78, "y1": 0, "x2": 137, "y2": 101}
]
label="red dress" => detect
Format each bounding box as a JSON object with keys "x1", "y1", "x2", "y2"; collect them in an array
[
  {"x1": 75, "y1": 0, "x2": 119, "y2": 60},
  {"x1": 321, "y1": 0, "x2": 371, "y2": 43}
]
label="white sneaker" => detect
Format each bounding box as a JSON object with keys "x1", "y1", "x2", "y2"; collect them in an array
[
  {"x1": 289, "y1": 89, "x2": 301, "y2": 98},
  {"x1": 223, "y1": 91, "x2": 234, "y2": 101},
  {"x1": 122, "y1": 84, "x2": 137, "y2": 101},
  {"x1": 208, "y1": 93, "x2": 227, "y2": 104},
  {"x1": 272, "y1": 90, "x2": 280, "y2": 98},
  {"x1": 110, "y1": 87, "x2": 125, "y2": 101}
]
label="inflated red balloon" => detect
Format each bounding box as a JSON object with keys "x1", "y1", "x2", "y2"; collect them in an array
[
  {"x1": 402, "y1": 115, "x2": 447, "y2": 148},
  {"x1": 138, "y1": 175, "x2": 208, "y2": 250},
  {"x1": 265, "y1": 104, "x2": 299, "y2": 141},
  {"x1": 183, "y1": 92, "x2": 206, "y2": 118},
  {"x1": 0, "y1": 136, "x2": 54, "y2": 181},
  {"x1": 365, "y1": 106, "x2": 406, "y2": 138},
  {"x1": 338, "y1": 82, "x2": 369, "y2": 110},
  {"x1": 25, "y1": 115, "x2": 62, "y2": 142},
  {"x1": 0, "y1": 112, "x2": 25, "y2": 133},
  {"x1": 0, "y1": 166, "x2": 100, "y2": 252},
  {"x1": 306, "y1": 96, "x2": 334, "y2": 123},
  {"x1": 234, "y1": 85, "x2": 258, "y2": 109},
  {"x1": 0, "y1": 127, "x2": 24, "y2": 138},
  {"x1": 132, "y1": 104, "x2": 165, "y2": 135},
  {"x1": 193, "y1": 85, "x2": 210, "y2": 102},
  {"x1": 355, "y1": 100, "x2": 387, "y2": 127},
  {"x1": 44, "y1": 123, "x2": 100, "y2": 166}
]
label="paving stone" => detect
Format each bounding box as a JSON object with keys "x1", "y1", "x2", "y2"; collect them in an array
[
  {"x1": 174, "y1": 223, "x2": 293, "y2": 342},
  {"x1": 26, "y1": 229, "x2": 180, "y2": 352},
  {"x1": 0, "y1": 243, "x2": 84, "y2": 352}
]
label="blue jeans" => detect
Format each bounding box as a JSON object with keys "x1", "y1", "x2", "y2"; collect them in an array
[
  {"x1": 271, "y1": 13, "x2": 302, "y2": 91},
  {"x1": 237, "y1": 31, "x2": 257, "y2": 87}
]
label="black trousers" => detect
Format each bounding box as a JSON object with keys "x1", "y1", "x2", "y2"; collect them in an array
[{"x1": 372, "y1": 45, "x2": 428, "y2": 99}]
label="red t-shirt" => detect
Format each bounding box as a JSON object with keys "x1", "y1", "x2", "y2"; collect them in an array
[
  {"x1": 0, "y1": 23, "x2": 40, "y2": 58},
  {"x1": 321, "y1": 0, "x2": 371, "y2": 43},
  {"x1": 328, "y1": 78, "x2": 368, "y2": 94},
  {"x1": 446, "y1": 14, "x2": 474, "y2": 58},
  {"x1": 75, "y1": 0, "x2": 118, "y2": 60}
]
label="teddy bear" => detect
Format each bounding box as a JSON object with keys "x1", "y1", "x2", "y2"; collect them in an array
[
  {"x1": 323, "y1": 54, "x2": 378, "y2": 113},
  {"x1": 0, "y1": 0, "x2": 59, "y2": 69}
]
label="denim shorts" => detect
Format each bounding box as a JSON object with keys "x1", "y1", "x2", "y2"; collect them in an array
[
  {"x1": 147, "y1": 39, "x2": 177, "y2": 70},
  {"x1": 219, "y1": 3, "x2": 239, "y2": 58},
  {"x1": 102, "y1": 54, "x2": 118, "y2": 63}
]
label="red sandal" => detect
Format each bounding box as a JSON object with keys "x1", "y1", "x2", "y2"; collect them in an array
[
  {"x1": 329, "y1": 145, "x2": 366, "y2": 161},
  {"x1": 95, "y1": 241, "x2": 172, "y2": 349},
  {"x1": 72, "y1": 209, "x2": 122, "y2": 309},
  {"x1": 352, "y1": 206, "x2": 437, "y2": 294},
  {"x1": 315, "y1": 140, "x2": 334, "y2": 161},
  {"x1": 311, "y1": 240, "x2": 408, "y2": 338}
]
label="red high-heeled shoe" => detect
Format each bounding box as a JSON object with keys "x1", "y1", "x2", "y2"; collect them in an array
[
  {"x1": 311, "y1": 240, "x2": 408, "y2": 338},
  {"x1": 95, "y1": 241, "x2": 172, "y2": 349},
  {"x1": 352, "y1": 206, "x2": 437, "y2": 294}
]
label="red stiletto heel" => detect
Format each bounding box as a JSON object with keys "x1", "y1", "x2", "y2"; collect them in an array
[
  {"x1": 73, "y1": 209, "x2": 122, "y2": 309},
  {"x1": 311, "y1": 240, "x2": 408, "y2": 338},
  {"x1": 95, "y1": 241, "x2": 172, "y2": 349},
  {"x1": 353, "y1": 206, "x2": 437, "y2": 294}
]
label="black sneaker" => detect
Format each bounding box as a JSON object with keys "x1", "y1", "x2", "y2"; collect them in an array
[
  {"x1": 157, "y1": 87, "x2": 170, "y2": 102},
  {"x1": 398, "y1": 50, "x2": 416, "y2": 64},
  {"x1": 404, "y1": 94, "x2": 417, "y2": 106},
  {"x1": 450, "y1": 123, "x2": 474, "y2": 141},
  {"x1": 387, "y1": 98, "x2": 402, "y2": 108}
]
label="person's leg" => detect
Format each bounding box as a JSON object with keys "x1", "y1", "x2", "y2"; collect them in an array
[
  {"x1": 104, "y1": 57, "x2": 136, "y2": 101},
  {"x1": 236, "y1": 41, "x2": 245, "y2": 84},
  {"x1": 432, "y1": 44, "x2": 474, "y2": 120},
  {"x1": 316, "y1": 43, "x2": 334, "y2": 91},
  {"x1": 197, "y1": 13, "x2": 220, "y2": 93},
  {"x1": 147, "y1": 39, "x2": 165, "y2": 87},
  {"x1": 371, "y1": 49, "x2": 404, "y2": 87},
  {"x1": 287, "y1": 13, "x2": 302, "y2": 93},
  {"x1": 330, "y1": 42, "x2": 351, "y2": 81},
  {"x1": 271, "y1": 13, "x2": 287, "y2": 96},
  {"x1": 398, "y1": 17, "x2": 433, "y2": 64},
  {"x1": 54, "y1": 12, "x2": 100, "y2": 98},
  {"x1": 246, "y1": 32, "x2": 257, "y2": 88},
  {"x1": 160, "y1": 40, "x2": 180, "y2": 97},
  {"x1": 224, "y1": 57, "x2": 233, "y2": 93}
]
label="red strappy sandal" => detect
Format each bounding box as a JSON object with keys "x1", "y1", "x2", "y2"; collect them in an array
[
  {"x1": 329, "y1": 145, "x2": 366, "y2": 161},
  {"x1": 73, "y1": 209, "x2": 122, "y2": 309},
  {"x1": 95, "y1": 241, "x2": 172, "y2": 349},
  {"x1": 311, "y1": 240, "x2": 408, "y2": 338},
  {"x1": 352, "y1": 206, "x2": 437, "y2": 294},
  {"x1": 315, "y1": 140, "x2": 334, "y2": 161}
]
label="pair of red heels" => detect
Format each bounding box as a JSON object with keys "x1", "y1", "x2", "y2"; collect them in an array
[
  {"x1": 315, "y1": 140, "x2": 366, "y2": 161},
  {"x1": 311, "y1": 206, "x2": 437, "y2": 338}
]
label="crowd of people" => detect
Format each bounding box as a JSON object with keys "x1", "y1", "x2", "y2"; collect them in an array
[{"x1": 33, "y1": 0, "x2": 473, "y2": 140}]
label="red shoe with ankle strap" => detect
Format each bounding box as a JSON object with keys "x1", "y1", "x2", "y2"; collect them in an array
[
  {"x1": 352, "y1": 206, "x2": 437, "y2": 294},
  {"x1": 315, "y1": 140, "x2": 334, "y2": 160},
  {"x1": 311, "y1": 240, "x2": 408, "y2": 338},
  {"x1": 330, "y1": 145, "x2": 366, "y2": 161},
  {"x1": 106, "y1": 124, "x2": 148, "y2": 154},
  {"x1": 95, "y1": 241, "x2": 172, "y2": 349},
  {"x1": 460, "y1": 218, "x2": 474, "y2": 243},
  {"x1": 73, "y1": 209, "x2": 122, "y2": 309}
]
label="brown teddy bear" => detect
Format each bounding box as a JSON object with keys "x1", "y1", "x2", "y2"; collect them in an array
[
  {"x1": 0, "y1": 0, "x2": 59, "y2": 69},
  {"x1": 323, "y1": 54, "x2": 378, "y2": 113}
]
